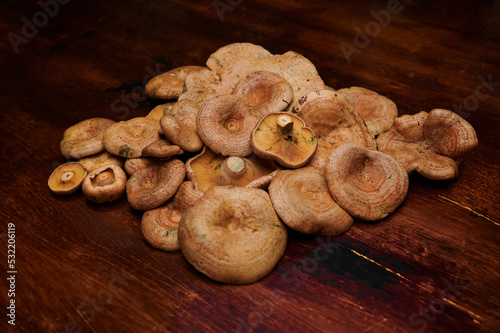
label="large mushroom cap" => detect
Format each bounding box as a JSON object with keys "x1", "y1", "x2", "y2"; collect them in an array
[
  {"x1": 160, "y1": 100, "x2": 204, "y2": 152},
  {"x1": 336, "y1": 87, "x2": 398, "y2": 136},
  {"x1": 196, "y1": 95, "x2": 259, "y2": 157},
  {"x1": 325, "y1": 143, "x2": 409, "y2": 221},
  {"x1": 145, "y1": 66, "x2": 207, "y2": 100},
  {"x1": 251, "y1": 112, "x2": 317, "y2": 168},
  {"x1": 48, "y1": 162, "x2": 87, "y2": 195},
  {"x1": 60, "y1": 118, "x2": 116, "y2": 159},
  {"x1": 82, "y1": 164, "x2": 127, "y2": 203},
  {"x1": 78, "y1": 151, "x2": 125, "y2": 173},
  {"x1": 103, "y1": 117, "x2": 160, "y2": 158},
  {"x1": 269, "y1": 167, "x2": 354, "y2": 236},
  {"x1": 178, "y1": 186, "x2": 288, "y2": 285}
]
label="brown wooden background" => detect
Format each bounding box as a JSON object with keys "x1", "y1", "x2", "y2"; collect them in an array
[{"x1": 0, "y1": 0, "x2": 499, "y2": 332}]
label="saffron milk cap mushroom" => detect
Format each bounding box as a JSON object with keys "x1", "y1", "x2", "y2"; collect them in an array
[
  {"x1": 79, "y1": 151, "x2": 124, "y2": 173},
  {"x1": 178, "y1": 186, "x2": 288, "y2": 284},
  {"x1": 60, "y1": 118, "x2": 116, "y2": 159},
  {"x1": 82, "y1": 165, "x2": 127, "y2": 203},
  {"x1": 160, "y1": 100, "x2": 204, "y2": 152},
  {"x1": 141, "y1": 137, "x2": 184, "y2": 158},
  {"x1": 145, "y1": 66, "x2": 207, "y2": 100},
  {"x1": 48, "y1": 162, "x2": 87, "y2": 195},
  {"x1": 325, "y1": 143, "x2": 409, "y2": 221}
]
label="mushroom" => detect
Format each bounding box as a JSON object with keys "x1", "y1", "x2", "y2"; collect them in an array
[
  {"x1": 141, "y1": 137, "x2": 184, "y2": 158},
  {"x1": 186, "y1": 146, "x2": 278, "y2": 192},
  {"x1": 325, "y1": 143, "x2": 409, "y2": 221},
  {"x1": 377, "y1": 109, "x2": 478, "y2": 180},
  {"x1": 178, "y1": 67, "x2": 229, "y2": 105},
  {"x1": 82, "y1": 165, "x2": 127, "y2": 203},
  {"x1": 145, "y1": 66, "x2": 207, "y2": 99},
  {"x1": 141, "y1": 181, "x2": 204, "y2": 252},
  {"x1": 78, "y1": 151, "x2": 125, "y2": 173},
  {"x1": 60, "y1": 118, "x2": 116, "y2": 159},
  {"x1": 146, "y1": 102, "x2": 175, "y2": 123},
  {"x1": 102, "y1": 117, "x2": 160, "y2": 158},
  {"x1": 126, "y1": 158, "x2": 186, "y2": 211},
  {"x1": 251, "y1": 112, "x2": 317, "y2": 168},
  {"x1": 178, "y1": 186, "x2": 288, "y2": 284},
  {"x1": 232, "y1": 71, "x2": 293, "y2": 118},
  {"x1": 269, "y1": 167, "x2": 354, "y2": 236},
  {"x1": 123, "y1": 157, "x2": 155, "y2": 176},
  {"x1": 336, "y1": 87, "x2": 398, "y2": 136},
  {"x1": 160, "y1": 99, "x2": 204, "y2": 152},
  {"x1": 48, "y1": 162, "x2": 87, "y2": 195},
  {"x1": 196, "y1": 94, "x2": 259, "y2": 157}
]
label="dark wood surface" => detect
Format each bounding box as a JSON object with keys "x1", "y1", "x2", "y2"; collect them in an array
[{"x1": 1, "y1": 0, "x2": 499, "y2": 332}]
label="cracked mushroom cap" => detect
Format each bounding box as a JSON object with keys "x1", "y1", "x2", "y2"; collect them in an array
[
  {"x1": 103, "y1": 117, "x2": 160, "y2": 158},
  {"x1": 178, "y1": 186, "x2": 288, "y2": 284},
  {"x1": 60, "y1": 118, "x2": 116, "y2": 159},
  {"x1": 232, "y1": 71, "x2": 293, "y2": 118},
  {"x1": 251, "y1": 112, "x2": 317, "y2": 168},
  {"x1": 325, "y1": 143, "x2": 409, "y2": 221},
  {"x1": 126, "y1": 158, "x2": 186, "y2": 211},
  {"x1": 196, "y1": 94, "x2": 259, "y2": 157},
  {"x1": 79, "y1": 151, "x2": 125, "y2": 173},
  {"x1": 145, "y1": 66, "x2": 207, "y2": 99},
  {"x1": 269, "y1": 167, "x2": 354, "y2": 236},
  {"x1": 82, "y1": 165, "x2": 127, "y2": 203},
  {"x1": 336, "y1": 86, "x2": 398, "y2": 136},
  {"x1": 48, "y1": 162, "x2": 87, "y2": 195},
  {"x1": 141, "y1": 181, "x2": 204, "y2": 252},
  {"x1": 186, "y1": 146, "x2": 278, "y2": 192},
  {"x1": 160, "y1": 100, "x2": 204, "y2": 152}
]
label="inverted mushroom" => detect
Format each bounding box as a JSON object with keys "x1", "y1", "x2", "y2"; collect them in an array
[
  {"x1": 145, "y1": 66, "x2": 207, "y2": 100},
  {"x1": 325, "y1": 143, "x2": 409, "y2": 221},
  {"x1": 178, "y1": 186, "x2": 288, "y2": 284},
  {"x1": 79, "y1": 151, "x2": 125, "y2": 173},
  {"x1": 160, "y1": 100, "x2": 204, "y2": 152},
  {"x1": 269, "y1": 167, "x2": 354, "y2": 236},
  {"x1": 48, "y1": 162, "x2": 87, "y2": 195},
  {"x1": 60, "y1": 118, "x2": 116, "y2": 159},
  {"x1": 82, "y1": 165, "x2": 127, "y2": 203}
]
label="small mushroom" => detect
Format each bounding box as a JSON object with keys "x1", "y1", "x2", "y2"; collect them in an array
[
  {"x1": 78, "y1": 151, "x2": 125, "y2": 173},
  {"x1": 251, "y1": 112, "x2": 317, "y2": 168},
  {"x1": 145, "y1": 66, "x2": 207, "y2": 99},
  {"x1": 325, "y1": 143, "x2": 409, "y2": 221},
  {"x1": 141, "y1": 137, "x2": 184, "y2": 158},
  {"x1": 269, "y1": 167, "x2": 354, "y2": 236},
  {"x1": 196, "y1": 95, "x2": 259, "y2": 157},
  {"x1": 160, "y1": 100, "x2": 204, "y2": 152},
  {"x1": 336, "y1": 87, "x2": 398, "y2": 136},
  {"x1": 103, "y1": 117, "x2": 160, "y2": 158},
  {"x1": 178, "y1": 186, "x2": 288, "y2": 284},
  {"x1": 48, "y1": 162, "x2": 87, "y2": 195},
  {"x1": 126, "y1": 158, "x2": 186, "y2": 211},
  {"x1": 186, "y1": 146, "x2": 278, "y2": 192},
  {"x1": 232, "y1": 71, "x2": 293, "y2": 118},
  {"x1": 60, "y1": 118, "x2": 116, "y2": 159},
  {"x1": 82, "y1": 165, "x2": 127, "y2": 203},
  {"x1": 123, "y1": 157, "x2": 155, "y2": 176}
]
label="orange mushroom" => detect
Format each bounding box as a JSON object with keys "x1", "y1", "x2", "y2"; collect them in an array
[
  {"x1": 82, "y1": 165, "x2": 127, "y2": 203},
  {"x1": 48, "y1": 162, "x2": 87, "y2": 195},
  {"x1": 145, "y1": 66, "x2": 207, "y2": 99},
  {"x1": 160, "y1": 100, "x2": 204, "y2": 152},
  {"x1": 78, "y1": 151, "x2": 124, "y2": 173},
  {"x1": 60, "y1": 118, "x2": 116, "y2": 159}
]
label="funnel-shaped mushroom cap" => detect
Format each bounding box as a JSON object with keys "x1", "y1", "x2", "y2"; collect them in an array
[
  {"x1": 325, "y1": 144, "x2": 409, "y2": 221},
  {"x1": 103, "y1": 117, "x2": 160, "y2": 158},
  {"x1": 82, "y1": 165, "x2": 127, "y2": 203},
  {"x1": 160, "y1": 100, "x2": 204, "y2": 152},
  {"x1": 126, "y1": 159, "x2": 186, "y2": 211},
  {"x1": 197, "y1": 95, "x2": 259, "y2": 157},
  {"x1": 60, "y1": 118, "x2": 116, "y2": 159},
  {"x1": 141, "y1": 137, "x2": 184, "y2": 158},
  {"x1": 186, "y1": 147, "x2": 278, "y2": 192},
  {"x1": 48, "y1": 162, "x2": 87, "y2": 195},
  {"x1": 336, "y1": 87, "x2": 398, "y2": 136},
  {"x1": 79, "y1": 151, "x2": 125, "y2": 173},
  {"x1": 269, "y1": 168, "x2": 354, "y2": 236},
  {"x1": 178, "y1": 186, "x2": 288, "y2": 284},
  {"x1": 145, "y1": 66, "x2": 207, "y2": 99},
  {"x1": 251, "y1": 113, "x2": 317, "y2": 168},
  {"x1": 232, "y1": 71, "x2": 293, "y2": 118}
]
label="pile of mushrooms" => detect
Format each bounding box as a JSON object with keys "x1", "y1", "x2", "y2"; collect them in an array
[{"x1": 48, "y1": 43, "x2": 478, "y2": 285}]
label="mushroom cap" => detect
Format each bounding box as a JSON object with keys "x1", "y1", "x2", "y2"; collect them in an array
[
  {"x1": 141, "y1": 201, "x2": 183, "y2": 252},
  {"x1": 78, "y1": 151, "x2": 125, "y2": 173},
  {"x1": 232, "y1": 70, "x2": 293, "y2": 118},
  {"x1": 82, "y1": 164, "x2": 127, "y2": 203},
  {"x1": 103, "y1": 117, "x2": 160, "y2": 158},
  {"x1": 173, "y1": 181, "x2": 204, "y2": 212},
  {"x1": 141, "y1": 137, "x2": 184, "y2": 158},
  {"x1": 269, "y1": 167, "x2": 354, "y2": 236},
  {"x1": 126, "y1": 158, "x2": 186, "y2": 211},
  {"x1": 146, "y1": 103, "x2": 175, "y2": 123},
  {"x1": 123, "y1": 157, "x2": 155, "y2": 176},
  {"x1": 325, "y1": 143, "x2": 409, "y2": 221},
  {"x1": 145, "y1": 66, "x2": 207, "y2": 99},
  {"x1": 186, "y1": 146, "x2": 278, "y2": 192},
  {"x1": 178, "y1": 186, "x2": 288, "y2": 284},
  {"x1": 336, "y1": 87, "x2": 398, "y2": 136},
  {"x1": 160, "y1": 100, "x2": 204, "y2": 152},
  {"x1": 60, "y1": 118, "x2": 116, "y2": 159},
  {"x1": 178, "y1": 67, "x2": 229, "y2": 105},
  {"x1": 196, "y1": 94, "x2": 259, "y2": 157},
  {"x1": 48, "y1": 162, "x2": 87, "y2": 195},
  {"x1": 251, "y1": 112, "x2": 317, "y2": 168}
]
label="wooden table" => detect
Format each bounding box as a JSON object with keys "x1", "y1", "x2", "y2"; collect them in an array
[{"x1": 1, "y1": 0, "x2": 499, "y2": 332}]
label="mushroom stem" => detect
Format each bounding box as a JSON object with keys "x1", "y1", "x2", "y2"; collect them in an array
[
  {"x1": 96, "y1": 171, "x2": 114, "y2": 186},
  {"x1": 276, "y1": 114, "x2": 294, "y2": 140},
  {"x1": 222, "y1": 157, "x2": 247, "y2": 178},
  {"x1": 60, "y1": 171, "x2": 75, "y2": 182}
]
